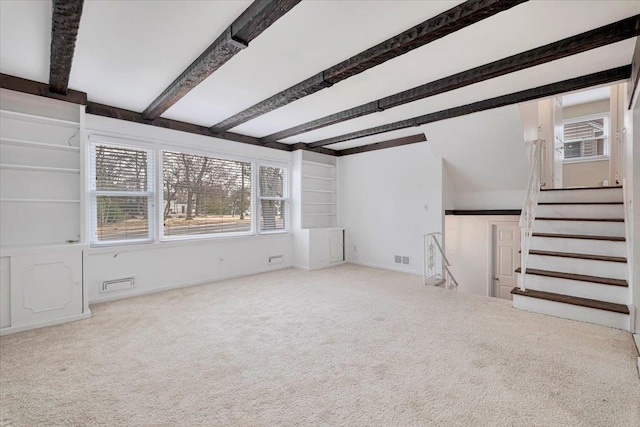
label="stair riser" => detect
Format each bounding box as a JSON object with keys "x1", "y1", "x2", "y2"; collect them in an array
[
  {"x1": 530, "y1": 236, "x2": 627, "y2": 258},
  {"x1": 536, "y1": 204, "x2": 624, "y2": 219},
  {"x1": 512, "y1": 294, "x2": 629, "y2": 330},
  {"x1": 527, "y1": 254, "x2": 627, "y2": 280},
  {"x1": 538, "y1": 188, "x2": 623, "y2": 204},
  {"x1": 533, "y1": 220, "x2": 625, "y2": 237},
  {"x1": 517, "y1": 273, "x2": 628, "y2": 304}
]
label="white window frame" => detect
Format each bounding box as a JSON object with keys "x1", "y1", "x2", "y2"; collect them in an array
[
  {"x1": 88, "y1": 132, "x2": 291, "y2": 247},
  {"x1": 158, "y1": 149, "x2": 256, "y2": 241},
  {"x1": 562, "y1": 113, "x2": 609, "y2": 163},
  {"x1": 89, "y1": 140, "x2": 156, "y2": 247},
  {"x1": 257, "y1": 163, "x2": 290, "y2": 235}
]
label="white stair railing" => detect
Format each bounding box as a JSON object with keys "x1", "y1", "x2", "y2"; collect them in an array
[
  {"x1": 519, "y1": 139, "x2": 544, "y2": 291},
  {"x1": 423, "y1": 232, "x2": 458, "y2": 290}
]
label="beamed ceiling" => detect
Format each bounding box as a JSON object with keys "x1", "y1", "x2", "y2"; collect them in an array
[{"x1": 1, "y1": 0, "x2": 639, "y2": 155}]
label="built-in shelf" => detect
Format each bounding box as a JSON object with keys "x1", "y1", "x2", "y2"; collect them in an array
[
  {"x1": 0, "y1": 164, "x2": 80, "y2": 174},
  {"x1": 1, "y1": 199, "x2": 80, "y2": 204},
  {"x1": 303, "y1": 202, "x2": 337, "y2": 205},
  {"x1": 302, "y1": 160, "x2": 335, "y2": 169},
  {"x1": 0, "y1": 109, "x2": 80, "y2": 129},
  {"x1": 303, "y1": 213, "x2": 337, "y2": 216},
  {"x1": 303, "y1": 189, "x2": 336, "y2": 194},
  {"x1": 302, "y1": 174, "x2": 334, "y2": 181},
  {"x1": 1, "y1": 137, "x2": 80, "y2": 152}
]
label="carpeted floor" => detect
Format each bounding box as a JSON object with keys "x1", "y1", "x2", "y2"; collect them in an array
[{"x1": 1, "y1": 264, "x2": 639, "y2": 426}]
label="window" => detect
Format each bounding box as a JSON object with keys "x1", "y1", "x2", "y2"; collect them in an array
[
  {"x1": 162, "y1": 151, "x2": 252, "y2": 238},
  {"x1": 89, "y1": 140, "x2": 289, "y2": 246},
  {"x1": 90, "y1": 143, "x2": 155, "y2": 244},
  {"x1": 258, "y1": 165, "x2": 287, "y2": 232},
  {"x1": 563, "y1": 115, "x2": 608, "y2": 161}
]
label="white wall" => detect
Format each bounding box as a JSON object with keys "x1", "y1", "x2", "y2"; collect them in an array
[
  {"x1": 337, "y1": 142, "x2": 443, "y2": 276},
  {"x1": 425, "y1": 106, "x2": 528, "y2": 210},
  {"x1": 84, "y1": 114, "x2": 294, "y2": 303},
  {"x1": 0, "y1": 257, "x2": 9, "y2": 328},
  {"x1": 626, "y1": 87, "x2": 640, "y2": 332},
  {"x1": 445, "y1": 215, "x2": 520, "y2": 296}
]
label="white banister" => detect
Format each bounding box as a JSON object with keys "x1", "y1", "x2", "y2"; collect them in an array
[
  {"x1": 423, "y1": 232, "x2": 458, "y2": 290},
  {"x1": 519, "y1": 139, "x2": 544, "y2": 291}
]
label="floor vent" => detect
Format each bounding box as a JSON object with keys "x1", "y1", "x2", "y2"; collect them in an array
[
  {"x1": 268, "y1": 255, "x2": 283, "y2": 265},
  {"x1": 101, "y1": 277, "x2": 135, "y2": 293}
]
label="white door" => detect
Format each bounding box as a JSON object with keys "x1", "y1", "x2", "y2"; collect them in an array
[
  {"x1": 329, "y1": 230, "x2": 344, "y2": 263},
  {"x1": 492, "y1": 224, "x2": 521, "y2": 300},
  {"x1": 552, "y1": 97, "x2": 564, "y2": 188}
]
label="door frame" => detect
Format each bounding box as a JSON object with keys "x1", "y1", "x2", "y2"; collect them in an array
[{"x1": 487, "y1": 221, "x2": 520, "y2": 298}]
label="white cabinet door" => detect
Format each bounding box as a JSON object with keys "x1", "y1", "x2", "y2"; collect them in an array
[
  {"x1": 329, "y1": 230, "x2": 344, "y2": 264},
  {"x1": 10, "y1": 251, "x2": 83, "y2": 327}
]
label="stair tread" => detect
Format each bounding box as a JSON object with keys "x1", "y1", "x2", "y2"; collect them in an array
[
  {"x1": 540, "y1": 186, "x2": 622, "y2": 191},
  {"x1": 538, "y1": 202, "x2": 623, "y2": 205},
  {"x1": 515, "y1": 267, "x2": 628, "y2": 287},
  {"x1": 532, "y1": 232, "x2": 625, "y2": 242},
  {"x1": 536, "y1": 217, "x2": 624, "y2": 222},
  {"x1": 528, "y1": 249, "x2": 626, "y2": 263},
  {"x1": 510, "y1": 287, "x2": 629, "y2": 315}
]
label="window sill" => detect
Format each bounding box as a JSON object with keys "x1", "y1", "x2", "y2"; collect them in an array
[
  {"x1": 87, "y1": 232, "x2": 292, "y2": 255},
  {"x1": 563, "y1": 156, "x2": 609, "y2": 164}
]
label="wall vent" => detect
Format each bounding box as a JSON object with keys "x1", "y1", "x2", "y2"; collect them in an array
[
  {"x1": 402, "y1": 256, "x2": 410, "y2": 265},
  {"x1": 268, "y1": 255, "x2": 284, "y2": 265},
  {"x1": 101, "y1": 277, "x2": 135, "y2": 293},
  {"x1": 394, "y1": 255, "x2": 402, "y2": 264}
]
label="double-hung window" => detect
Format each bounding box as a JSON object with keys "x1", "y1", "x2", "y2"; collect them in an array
[
  {"x1": 89, "y1": 143, "x2": 155, "y2": 245},
  {"x1": 563, "y1": 115, "x2": 609, "y2": 161},
  {"x1": 258, "y1": 165, "x2": 288, "y2": 233},
  {"x1": 162, "y1": 151, "x2": 252, "y2": 238},
  {"x1": 89, "y1": 139, "x2": 289, "y2": 246}
]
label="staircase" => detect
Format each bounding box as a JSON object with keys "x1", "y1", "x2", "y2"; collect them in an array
[{"x1": 511, "y1": 186, "x2": 631, "y2": 330}]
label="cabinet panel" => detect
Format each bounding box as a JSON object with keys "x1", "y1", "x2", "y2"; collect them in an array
[
  {"x1": 10, "y1": 251, "x2": 82, "y2": 327},
  {"x1": 329, "y1": 230, "x2": 344, "y2": 264}
]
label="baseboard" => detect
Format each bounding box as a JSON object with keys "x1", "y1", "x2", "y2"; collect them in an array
[
  {"x1": 89, "y1": 264, "x2": 292, "y2": 304},
  {"x1": 0, "y1": 310, "x2": 92, "y2": 336},
  {"x1": 347, "y1": 260, "x2": 422, "y2": 277}
]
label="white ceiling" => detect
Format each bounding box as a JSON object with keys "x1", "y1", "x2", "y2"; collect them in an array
[
  {"x1": 0, "y1": 0, "x2": 638, "y2": 151},
  {"x1": 562, "y1": 86, "x2": 611, "y2": 107}
]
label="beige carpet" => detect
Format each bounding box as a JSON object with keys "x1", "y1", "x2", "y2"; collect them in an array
[{"x1": 1, "y1": 264, "x2": 639, "y2": 426}]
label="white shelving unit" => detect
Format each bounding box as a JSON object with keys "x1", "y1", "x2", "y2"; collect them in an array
[
  {"x1": 0, "y1": 91, "x2": 90, "y2": 335},
  {"x1": 301, "y1": 160, "x2": 337, "y2": 229}
]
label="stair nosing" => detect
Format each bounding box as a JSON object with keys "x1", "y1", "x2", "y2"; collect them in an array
[
  {"x1": 510, "y1": 287, "x2": 629, "y2": 315},
  {"x1": 536, "y1": 217, "x2": 624, "y2": 222},
  {"x1": 527, "y1": 249, "x2": 626, "y2": 263},
  {"x1": 531, "y1": 233, "x2": 625, "y2": 242},
  {"x1": 538, "y1": 202, "x2": 623, "y2": 205},
  {"x1": 515, "y1": 267, "x2": 628, "y2": 287},
  {"x1": 540, "y1": 186, "x2": 622, "y2": 192}
]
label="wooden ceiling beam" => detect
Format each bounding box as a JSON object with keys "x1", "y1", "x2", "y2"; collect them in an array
[
  {"x1": 142, "y1": 0, "x2": 302, "y2": 121},
  {"x1": 309, "y1": 66, "x2": 632, "y2": 148},
  {"x1": 209, "y1": 0, "x2": 527, "y2": 133},
  {"x1": 334, "y1": 134, "x2": 427, "y2": 156},
  {"x1": 263, "y1": 15, "x2": 640, "y2": 143},
  {"x1": 1, "y1": 73, "x2": 87, "y2": 105},
  {"x1": 49, "y1": 0, "x2": 84, "y2": 95}
]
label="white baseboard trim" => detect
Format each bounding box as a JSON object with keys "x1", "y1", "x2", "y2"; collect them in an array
[
  {"x1": 347, "y1": 260, "x2": 422, "y2": 277},
  {"x1": 0, "y1": 310, "x2": 92, "y2": 336},
  {"x1": 89, "y1": 264, "x2": 292, "y2": 304}
]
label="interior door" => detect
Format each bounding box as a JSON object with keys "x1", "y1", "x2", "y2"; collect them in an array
[
  {"x1": 492, "y1": 224, "x2": 521, "y2": 300},
  {"x1": 552, "y1": 97, "x2": 564, "y2": 188}
]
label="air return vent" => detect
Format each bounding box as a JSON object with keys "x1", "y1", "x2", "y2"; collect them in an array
[{"x1": 101, "y1": 277, "x2": 134, "y2": 293}]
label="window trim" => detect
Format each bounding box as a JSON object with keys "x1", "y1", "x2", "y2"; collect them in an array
[
  {"x1": 87, "y1": 133, "x2": 291, "y2": 247},
  {"x1": 89, "y1": 141, "x2": 156, "y2": 247},
  {"x1": 562, "y1": 113, "x2": 609, "y2": 163},
  {"x1": 257, "y1": 163, "x2": 290, "y2": 235}
]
